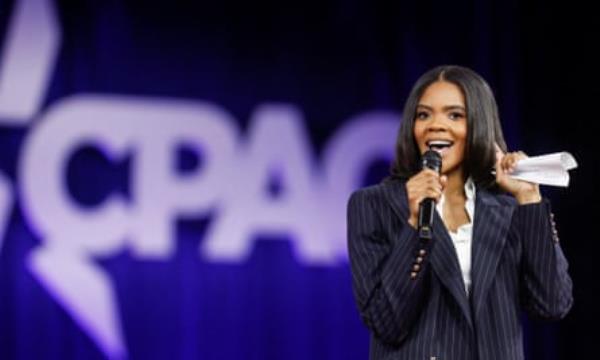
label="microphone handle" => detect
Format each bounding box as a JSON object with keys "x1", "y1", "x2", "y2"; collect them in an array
[
  {"x1": 418, "y1": 150, "x2": 441, "y2": 240},
  {"x1": 418, "y1": 197, "x2": 435, "y2": 240}
]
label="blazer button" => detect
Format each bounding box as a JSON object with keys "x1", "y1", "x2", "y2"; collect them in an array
[
  {"x1": 413, "y1": 264, "x2": 421, "y2": 272},
  {"x1": 418, "y1": 249, "x2": 427, "y2": 256},
  {"x1": 410, "y1": 272, "x2": 418, "y2": 279},
  {"x1": 416, "y1": 256, "x2": 424, "y2": 264}
]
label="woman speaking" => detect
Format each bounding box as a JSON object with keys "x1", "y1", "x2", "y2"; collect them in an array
[{"x1": 347, "y1": 65, "x2": 573, "y2": 359}]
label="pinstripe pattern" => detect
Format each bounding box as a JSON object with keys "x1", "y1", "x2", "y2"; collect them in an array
[{"x1": 347, "y1": 178, "x2": 573, "y2": 359}]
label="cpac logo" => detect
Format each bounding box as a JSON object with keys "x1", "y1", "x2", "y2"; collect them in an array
[{"x1": 0, "y1": 0, "x2": 399, "y2": 358}]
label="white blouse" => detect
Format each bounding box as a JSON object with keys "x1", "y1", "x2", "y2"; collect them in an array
[{"x1": 435, "y1": 177, "x2": 476, "y2": 296}]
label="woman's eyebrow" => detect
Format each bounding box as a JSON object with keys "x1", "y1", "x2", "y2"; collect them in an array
[
  {"x1": 417, "y1": 104, "x2": 465, "y2": 111},
  {"x1": 444, "y1": 105, "x2": 466, "y2": 111}
]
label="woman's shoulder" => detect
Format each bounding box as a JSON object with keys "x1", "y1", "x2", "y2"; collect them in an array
[
  {"x1": 349, "y1": 177, "x2": 407, "y2": 204},
  {"x1": 476, "y1": 185, "x2": 519, "y2": 207}
]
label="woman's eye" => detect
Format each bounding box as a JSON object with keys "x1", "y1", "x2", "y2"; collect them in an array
[
  {"x1": 449, "y1": 112, "x2": 465, "y2": 120},
  {"x1": 416, "y1": 112, "x2": 429, "y2": 120}
]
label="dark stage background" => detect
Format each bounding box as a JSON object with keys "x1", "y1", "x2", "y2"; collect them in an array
[{"x1": 0, "y1": 0, "x2": 597, "y2": 359}]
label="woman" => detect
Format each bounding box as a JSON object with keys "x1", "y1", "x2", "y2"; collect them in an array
[{"x1": 347, "y1": 65, "x2": 572, "y2": 359}]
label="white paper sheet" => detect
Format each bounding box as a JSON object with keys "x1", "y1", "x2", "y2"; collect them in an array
[{"x1": 509, "y1": 152, "x2": 578, "y2": 187}]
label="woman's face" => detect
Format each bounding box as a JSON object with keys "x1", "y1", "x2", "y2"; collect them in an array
[{"x1": 413, "y1": 81, "x2": 468, "y2": 176}]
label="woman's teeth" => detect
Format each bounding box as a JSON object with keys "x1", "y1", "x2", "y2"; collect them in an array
[{"x1": 427, "y1": 140, "x2": 453, "y2": 155}]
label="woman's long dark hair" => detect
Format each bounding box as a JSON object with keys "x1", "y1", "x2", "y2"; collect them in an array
[{"x1": 387, "y1": 65, "x2": 507, "y2": 190}]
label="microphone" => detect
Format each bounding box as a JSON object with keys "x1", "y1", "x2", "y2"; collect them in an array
[{"x1": 418, "y1": 150, "x2": 442, "y2": 240}]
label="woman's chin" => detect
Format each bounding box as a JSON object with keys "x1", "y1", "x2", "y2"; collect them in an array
[{"x1": 441, "y1": 163, "x2": 464, "y2": 177}]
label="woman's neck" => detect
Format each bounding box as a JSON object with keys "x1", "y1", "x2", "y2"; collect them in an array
[{"x1": 443, "y1": 169, "x2": 466, "y2": 198}]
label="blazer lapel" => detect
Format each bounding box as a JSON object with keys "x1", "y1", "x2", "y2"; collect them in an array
[
  {"x1": 382, "y1": 179, "x2": 473, "y2": 328},
  {"x1": 430, "y1": 210, "x2": 473, "y2": 327},
  {"x1": 470, "y1": 189, "x2": 515, "y2": 317}
]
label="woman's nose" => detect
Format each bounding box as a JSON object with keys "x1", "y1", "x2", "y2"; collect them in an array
[{"x1": 426, "y1": 115, "x2": 447, "y2": 131}]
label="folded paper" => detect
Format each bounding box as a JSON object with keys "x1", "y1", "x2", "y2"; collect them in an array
[{"x1": 510, "y1": 152, "x2": 578, "y2": 187}]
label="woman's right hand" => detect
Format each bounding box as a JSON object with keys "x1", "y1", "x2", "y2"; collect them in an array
[{"x1": 405, "y1": 169, "x2": 447, "y2": 228}]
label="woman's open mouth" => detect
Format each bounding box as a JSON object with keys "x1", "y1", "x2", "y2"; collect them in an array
[{"x1": 426, "y1": 140, "x2": 454, "y2": 156}]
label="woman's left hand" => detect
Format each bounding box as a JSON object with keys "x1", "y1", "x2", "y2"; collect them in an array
[{"x1": 495, "y1": 144, "x2": 542, "y2": 204}]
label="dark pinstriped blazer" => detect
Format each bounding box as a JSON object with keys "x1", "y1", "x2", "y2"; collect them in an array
[{"x1": 347, "y1": 178, "x2": 573, "y2": 360}]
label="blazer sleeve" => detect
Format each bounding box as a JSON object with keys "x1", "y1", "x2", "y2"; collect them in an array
[
  {"x1": 515, "y1": 199, "x2": 573, "y2": 320},
  {"x1": 346, "y1": 188, "x2": 434, "y2": 345}
]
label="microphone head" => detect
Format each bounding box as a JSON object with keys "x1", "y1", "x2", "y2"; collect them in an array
[{"x1": 421, "y1": 150, "x2": 442, "y2": 173}]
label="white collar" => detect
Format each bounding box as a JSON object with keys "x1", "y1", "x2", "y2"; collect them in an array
[{"x1": 436, "y1": 177, "x2": 476, "y2": 232}]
